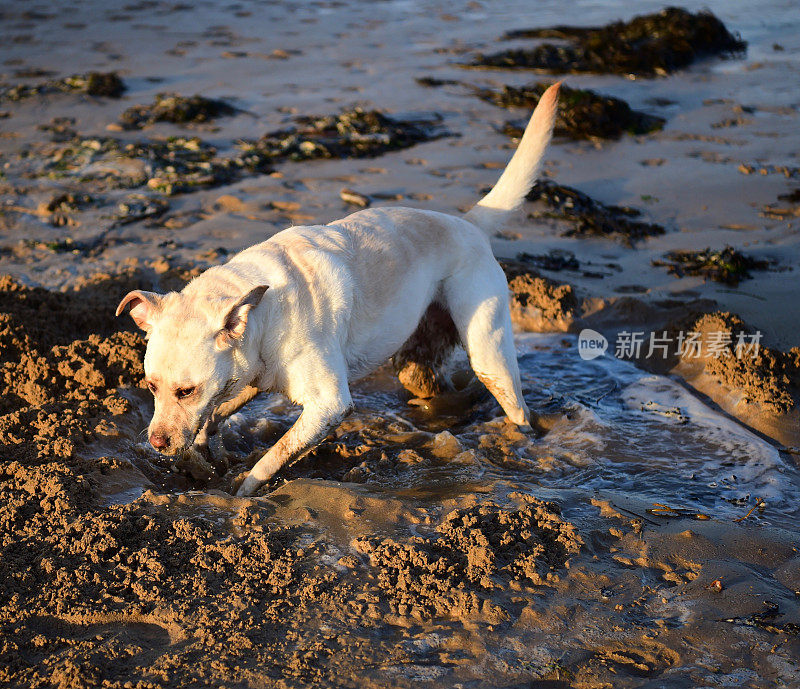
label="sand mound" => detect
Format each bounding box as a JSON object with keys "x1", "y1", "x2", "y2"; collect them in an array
[
  {"x1": 687, "y1": 312, "x2": 799, "y2": 414},
  {"x1": 656, "y1": 311, "x2": 800, "y2": 446},
  {"x1": 502, "y1": 261, "x2": 578, "y2": 332},
  {"x1": 0, "y1": 275, "x2": 146, "y2": 461},
  {"x1": 354, "y1": 494, "x2": 582, "y2": 621}
]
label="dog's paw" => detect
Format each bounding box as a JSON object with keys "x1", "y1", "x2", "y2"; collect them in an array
[
  {"x1": 235, "y1": 473, "x2": 264, "y2": 497},
  {"x1": 175, "y1": 447, "x2": 216, "y2": 482},
  {"x1": 206, "y1": 433, "x2": 229, "y2": 471}
]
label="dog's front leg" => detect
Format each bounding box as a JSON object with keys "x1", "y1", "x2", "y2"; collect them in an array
[
  {"x1": 235, "y1": 399, "x2": 351, "y2": 496},
  {"x1": 195, "y1": 385, "x2": 260, "y2": 454}
]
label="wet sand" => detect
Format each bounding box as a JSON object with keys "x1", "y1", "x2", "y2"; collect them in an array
[{"x1": 1, "y1": 1, "x2": 799, "y2": 687}]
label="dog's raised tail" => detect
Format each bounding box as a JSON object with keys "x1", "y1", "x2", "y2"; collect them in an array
[{"x1": 465, "y1": 81, "x2": 560, "y2": 232}]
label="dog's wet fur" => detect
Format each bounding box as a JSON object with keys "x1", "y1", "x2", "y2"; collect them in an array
[{"x1": 117, "y1": 83, "x2": 561, "y2": 496}]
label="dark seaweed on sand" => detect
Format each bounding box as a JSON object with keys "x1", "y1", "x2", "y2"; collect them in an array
[
  {"x1": 527, "y1": 180, "x2": 665, "y2": 245},
  {"x1": 723, "y1": 602, "x2": 800, "y2": 636},
  {"x1": 515, "y1": 249, "x2": 580, "y2": 272},
  {"x1": 0, "y1": 71, "x2": 125, "y2": 101},
  {"x1": 652, "y1": 246, "x2": 770, "y2": 285},
  {"x1": 123, "y1": 137, "x2": 244, "y2": 194},
  {"x1": 36, "y1": 109, "x2": 447, "y2": 197},
  {"x1": 247, "y1": 108, "x2": 448, "y2": 162},
  {"x1": 119, "y1": 93, "x2": 238, "y2": 129},
  {"x1": 480, "y1": 83, "x2": 664, "y2": 140},
  {"x1": 469, "y1": 7, "x2": 746, "y2": 77}
]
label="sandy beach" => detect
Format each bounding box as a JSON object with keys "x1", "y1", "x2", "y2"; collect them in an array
[{"x1": 1, "y1": 1, "x2": 799, "y2": 687}]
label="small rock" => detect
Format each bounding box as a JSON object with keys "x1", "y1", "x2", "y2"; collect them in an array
[{"x1": 340, "y1": 188, "x2": 370, "y2": 207}]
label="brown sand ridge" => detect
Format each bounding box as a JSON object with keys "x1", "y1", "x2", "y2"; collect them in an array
[
  {"x1": 658, "y1": 311, "x2": 800, "y2": 448},
  {"x1": 0, "y1": 274, "x2": 145, "y2": 461}
]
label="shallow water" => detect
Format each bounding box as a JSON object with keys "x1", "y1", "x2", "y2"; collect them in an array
[{"x1": 206, "y1": 333, "x2": 800, "y2": 531}]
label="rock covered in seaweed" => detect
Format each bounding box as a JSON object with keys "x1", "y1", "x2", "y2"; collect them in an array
[
  {"x1": 481, "y1": 82, "x2": 664, "y2": 140},
  {"x1": 247, "y1": 108, "x2": 448, "y2": 161},
  {"x1": 119, "y1": 93, "x2": 238, "y2": 129},
  {"x1": 23, "y1": 108, "x2": 448, "y2": 198},
  {"x1": 0, "y1": 71, "x2": 125, "y2": 101},
  {"x1": 652, "y1": 246, "x2": 771, "y2": 285},
  {"x1": 469, "y1": 7, "x2": 746, "y2": 77},
  {"x1": 526, "y1": 180, "x2": 665, "y2": 245}
]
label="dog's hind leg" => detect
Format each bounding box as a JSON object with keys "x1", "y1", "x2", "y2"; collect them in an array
[
  {"x1": 392, "y1": 302, "x2": 462, "y2": 398},
  {"x1": 443, "y1": 260, "x2": 532, "y2": 429}
]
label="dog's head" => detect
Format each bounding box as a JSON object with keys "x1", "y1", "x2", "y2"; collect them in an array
[{"x1": 116, "y1": 285, "x2": 268, "y2": 455}]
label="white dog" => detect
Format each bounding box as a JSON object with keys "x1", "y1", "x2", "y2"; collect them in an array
[{"x1": 117, "y1": 83, "x2": 559, "y2": 496}]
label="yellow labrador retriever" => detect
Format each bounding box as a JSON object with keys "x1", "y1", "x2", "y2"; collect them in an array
[{"x1": 117, "y1": 83, "x2": 559, "y2": 496}]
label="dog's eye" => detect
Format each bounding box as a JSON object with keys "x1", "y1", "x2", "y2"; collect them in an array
[
  {"x1": 147, "y1": 381, "x2": 157, "y2": 393},
  {"x1": 176, "y1": 386, "x2": 196, "y2": 399}
]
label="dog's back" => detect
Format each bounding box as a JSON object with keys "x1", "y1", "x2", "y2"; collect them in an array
[{"x1": 224, "y1": 83, "x2": 562, "y2": 380}]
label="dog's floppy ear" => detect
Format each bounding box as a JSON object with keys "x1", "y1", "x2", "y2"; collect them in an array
[
  {"x1": 116, "y1": 290, "x2": 162, "y2": 332},
  {"x1": 217, "y1": 285, "x2": 269, "y2": 347}
]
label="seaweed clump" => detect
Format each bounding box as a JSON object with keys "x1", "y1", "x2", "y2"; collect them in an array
[
  {"x1": 64, "y1": 72, "x2": 126, "y2": 97},
  {"x1": 31, "y1": 109, "x2": 446, "y2": 197},
  {"x1": 0, "y1": 71, "x2": 125, "y2": 101},
  {"x1": 124, "y1": 137, "x2": 246, "y2": 194},
  {"x1": 41, "y1": 135, "x2": 263, "y2": 196},
  {"x1": 245, "y1": 108, "x2": 447, "y2": 162},
  {"x1": 724, "y1": 601, "x2": 800, "y2": 636},
  {"x1": 119, "y1": 93, "x2": 237, "y2": 129},
  {"x1": 469, "y1": 7, "x2": 746, "y2": 77},
  {"x1": 482, "y1": 83, "x2": 664, "y2": 140},
  {"x1": 652, "y1": 246, "x2": 770, "y2": 285},
  {"x1": 527, "y1": 180, "x2": 665, "y2": 245}
]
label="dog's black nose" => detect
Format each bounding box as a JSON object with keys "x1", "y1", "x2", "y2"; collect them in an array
[{"x1": 149, "y1": 433, "x2": 169, "y2": 450}]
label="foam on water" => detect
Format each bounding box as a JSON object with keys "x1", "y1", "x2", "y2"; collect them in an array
[
  {"x1": 515, "y1": 333, "x2": 800, "y2": 525},
  {"x1": 215, "y1": 332, "x2": 800, "y2": 528}
]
